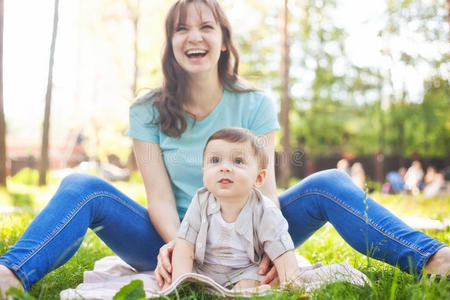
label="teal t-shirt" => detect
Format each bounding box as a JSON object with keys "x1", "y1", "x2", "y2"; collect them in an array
[{"x1": 126, "y1": 87, "x2": 279, "y2": 218}]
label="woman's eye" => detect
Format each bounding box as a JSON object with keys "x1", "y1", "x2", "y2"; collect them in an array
[
  {"x1": 202, "y1": 25, "x2": 213, "y2": 30},
  {"x1": 176, "y1": 26, "x2": 187, "y2": 32}
]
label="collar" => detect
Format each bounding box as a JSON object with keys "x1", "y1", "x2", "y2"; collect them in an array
[
  {"x1": 203, "y1": 188, "x2": 263, "y2": 237},
  {"x1": 206, "y1": 190, "x2": 221, "y2": 216}
]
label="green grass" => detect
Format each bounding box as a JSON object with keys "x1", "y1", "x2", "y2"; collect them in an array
[{"x1": 0, "y1": 175, "x2": 449, "y2": 299}]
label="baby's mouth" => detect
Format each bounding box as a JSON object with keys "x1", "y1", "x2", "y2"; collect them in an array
[
  {"x1": 185, "y1": 49, "x2": 208, "y2": 58},
  {"x1": 218, "y1": 178, "x2": 233, "y2": 184}
]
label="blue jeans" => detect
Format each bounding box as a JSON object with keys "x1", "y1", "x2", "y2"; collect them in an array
[{"x1": 0, "y1": 170, "x2": 445, "y2": 291}]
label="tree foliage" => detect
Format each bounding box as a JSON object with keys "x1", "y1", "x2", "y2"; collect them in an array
[{"x1": 235, "y1": 0, "x2": 449, "y2": 158}]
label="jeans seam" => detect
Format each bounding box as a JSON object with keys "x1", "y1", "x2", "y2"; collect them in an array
[
  {"x1": 281, "y1": 189, "x2": 429, "y2": 257},
  {"x1": 16, "y1": 191, "x2": 147, "y2": 270}
]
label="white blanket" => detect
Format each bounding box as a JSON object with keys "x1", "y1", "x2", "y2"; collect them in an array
[{"x1": 60, "y1": 255, "x2": 370, "y2": 299}]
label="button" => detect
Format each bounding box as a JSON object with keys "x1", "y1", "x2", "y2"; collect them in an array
[
  {"x1": 202, "y1": 218, "x2": 206, "y2": 224},
  {"x1": 211, "y1": 203, "x2": 216, "y2": 209},
  {"x1": 197, "y1": 242, "x2": 203, "y2": 248}
]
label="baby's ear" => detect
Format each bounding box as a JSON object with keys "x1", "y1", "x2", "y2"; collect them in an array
[{"x1": 254, "y1": 169, "x2": 267, "y2": 188}]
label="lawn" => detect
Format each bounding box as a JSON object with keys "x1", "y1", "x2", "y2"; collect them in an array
[{"x1": 0, "y1": 170, "x2": 449, "y2": 299}]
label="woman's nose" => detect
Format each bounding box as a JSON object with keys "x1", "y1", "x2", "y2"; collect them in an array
[{"x1": 187, "y1": 28, "x2": 202, "y2": 42}]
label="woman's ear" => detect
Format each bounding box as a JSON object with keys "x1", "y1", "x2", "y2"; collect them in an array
[{"x1": 254, "y1": 169, "x2": 267, "y2": 188}]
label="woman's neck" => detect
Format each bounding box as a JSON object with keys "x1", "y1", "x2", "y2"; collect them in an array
[{"x1": 184, "y1": 75, "x2": 223, "y2": 121}]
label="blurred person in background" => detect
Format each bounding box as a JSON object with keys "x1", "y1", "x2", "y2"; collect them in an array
[
  {"x1": 350, "y1": 162, "x2": 366, "y2": 190},
  {"x1": 383, "y1": 167, "x2": 406, "y2": 194},
  {"x1": 423, "y1": 166, "x2": 446, "y2": 198},
  {"x1": 337, "y1": 159, "x2": 350, "y2": 175},
  {"x1": 404, "y1": 160, "x2": 424, "y2": 196}
]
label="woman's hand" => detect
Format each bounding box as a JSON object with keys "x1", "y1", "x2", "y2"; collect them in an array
[
  {"x1": 258, "y1": 253, "x2": 278, "y2": 285},
  {"x1": 155, "y1": 240, "x2": 175, "y2": 288}
]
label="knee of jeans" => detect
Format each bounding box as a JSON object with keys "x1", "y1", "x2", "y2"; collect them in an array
[
  {"x1": 322, "y1": 169, "x2": 351, "y2": 180},
  {"x1": 59, "y1": 173, "x2": 108, "y2": 194},
  {"x1": 298, "y1": 169, "x2": 356, "y2": 194},
  {"x1": 307, "y1": 169, "x2": 350, "y2": 185}
]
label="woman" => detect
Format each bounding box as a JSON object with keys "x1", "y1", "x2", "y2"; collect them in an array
[{"x1": 1, "y1": 0, "x2": 448, "y2": 294}]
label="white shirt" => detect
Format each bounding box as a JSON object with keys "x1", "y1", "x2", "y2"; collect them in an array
[{"x1": 203, "y1": 212, "x2": 253, "y2": 268}]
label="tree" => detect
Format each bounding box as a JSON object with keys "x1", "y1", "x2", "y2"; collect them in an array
[
  {"x1": 279, "y1": 0, "x2": 291, "y2": 188},
  {"x1": 448, "y1": 0, "x2": 450, "y2": 36},
  {"x1": 288, "y1": 0, "x2": 381, "y2": 158},
  {"x1": 39, "y1": 0, "x2": 60, "y2": 186},
  {"x1": 126, "y1": 0, "x2": 140, "y2": 98},
  {"x1": 379, "y1": 0, "x2": 449, "y2": 157},
  {"x1": 0, "y1": 0, "x2": 5, "y2": 187}
]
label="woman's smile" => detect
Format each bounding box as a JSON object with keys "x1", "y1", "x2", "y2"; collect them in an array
[{"x1": 185, "y1": 49, "x2": 209, "y2": 63}]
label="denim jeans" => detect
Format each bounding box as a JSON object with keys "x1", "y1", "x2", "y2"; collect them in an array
[{"x1": 0, "y1": 170, "x2": 445, "y2": 291}]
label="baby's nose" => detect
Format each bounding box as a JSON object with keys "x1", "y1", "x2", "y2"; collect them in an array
[{"x1": 220, "y1": 162, "x2": 232, "y2": 172}]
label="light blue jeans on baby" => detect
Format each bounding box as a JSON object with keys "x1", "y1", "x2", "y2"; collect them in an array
[{"x1": 0, "y1": 170, "x2": 446, "y2": 291}]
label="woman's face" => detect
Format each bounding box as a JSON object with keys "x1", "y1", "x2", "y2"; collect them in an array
[{"x1": 171, "y1": 2, "x2": 226, "y2": 78}]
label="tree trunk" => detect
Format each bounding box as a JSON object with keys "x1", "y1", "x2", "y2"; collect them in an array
[
  {"x1": 448, "y1": 0, "x2": 450, "y2": 41},
  {"x1": 377, "y1": 72, "x2": 385, "y2": 154},
  {"x1": 127, "y1": 0, "x2": 140, "y2": 98},
  {"x1": 279, "y1": 0, "x2": 291, "y2": 188},
  {"x1": 0, "y1": 0, "x2": 6, "y2": 187},
  {"x1": 132, "y1": 1, "x2": 139, "y2": 98},
  {"x1": 39, "y1": 0, "x2": 60, "y2": 186}
]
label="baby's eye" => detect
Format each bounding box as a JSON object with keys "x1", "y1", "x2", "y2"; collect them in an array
[
  {"x1": 211, "y1": 157, "x2": 220, "y2": 164},
  {"x1": 234, "y1": 158, "x2": 244, "y2": 165}
]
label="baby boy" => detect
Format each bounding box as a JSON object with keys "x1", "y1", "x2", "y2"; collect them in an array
[{"x1": 168, "y1": 127, "x2": 300, "y2": 290}]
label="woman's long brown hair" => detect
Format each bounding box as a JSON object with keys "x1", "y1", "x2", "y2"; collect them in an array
[{"x1": 151, "y1": 0, "x2": 253, "y2": 138}]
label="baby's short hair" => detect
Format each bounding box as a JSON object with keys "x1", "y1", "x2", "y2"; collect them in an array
[{"x1": 204, "y1": 127, "x2": 268, "y2": 169}]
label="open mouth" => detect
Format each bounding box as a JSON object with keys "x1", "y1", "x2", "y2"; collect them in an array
[
  {"x1": 185, "y1": 49, "x2": 208, "y2": 58},
  {"x1": 218, "y1": 178, "x2": 233, "y2": 184}
]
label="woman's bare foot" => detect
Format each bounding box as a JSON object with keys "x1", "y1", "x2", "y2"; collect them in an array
[
  {"x1": 425, "y1": 246, "x2": 450, "y2": 275},
  {"x1": 0, "y1": 265, "x2": 24, "y2": 299}
]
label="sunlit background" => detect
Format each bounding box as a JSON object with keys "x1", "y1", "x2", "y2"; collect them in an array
[{"x1": 3, "y1": 0, "x2": 449, "y2": 178}]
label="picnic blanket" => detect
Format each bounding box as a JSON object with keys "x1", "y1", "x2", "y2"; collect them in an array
[{"x1": 60, "y1": 255, "x2": 370, "y2": 299}]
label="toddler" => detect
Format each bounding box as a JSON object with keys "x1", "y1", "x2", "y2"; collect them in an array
[{"x1": 168, "y1": 127, "x2": 300, "y2": 290}]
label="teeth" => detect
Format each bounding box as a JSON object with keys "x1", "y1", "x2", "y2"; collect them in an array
[{"x1": 186, "y1": 49, "x2": 207, "y2": 55}]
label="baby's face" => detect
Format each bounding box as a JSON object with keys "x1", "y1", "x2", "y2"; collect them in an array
[{"x1": 202, "y1": 139, "x2": 264, "y2": 201}]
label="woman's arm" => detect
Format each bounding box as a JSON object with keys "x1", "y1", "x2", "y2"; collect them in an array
[
  {"x1": 258, "y1": 130, "x2": 279, "y2": 208},
  {"x1": 133, "y1": 138, "x2": 180, "y2": 242},
  {"x1": 133, "y1": 139, "x2": 179, "y2": 287},
  {"x1": 256, "y1": 130, "x2": 282, "y2": 283}
]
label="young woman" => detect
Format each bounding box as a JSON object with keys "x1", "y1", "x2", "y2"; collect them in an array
[{"x1": 1, "y1": 0, "x2": 448, "y2": 294}]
